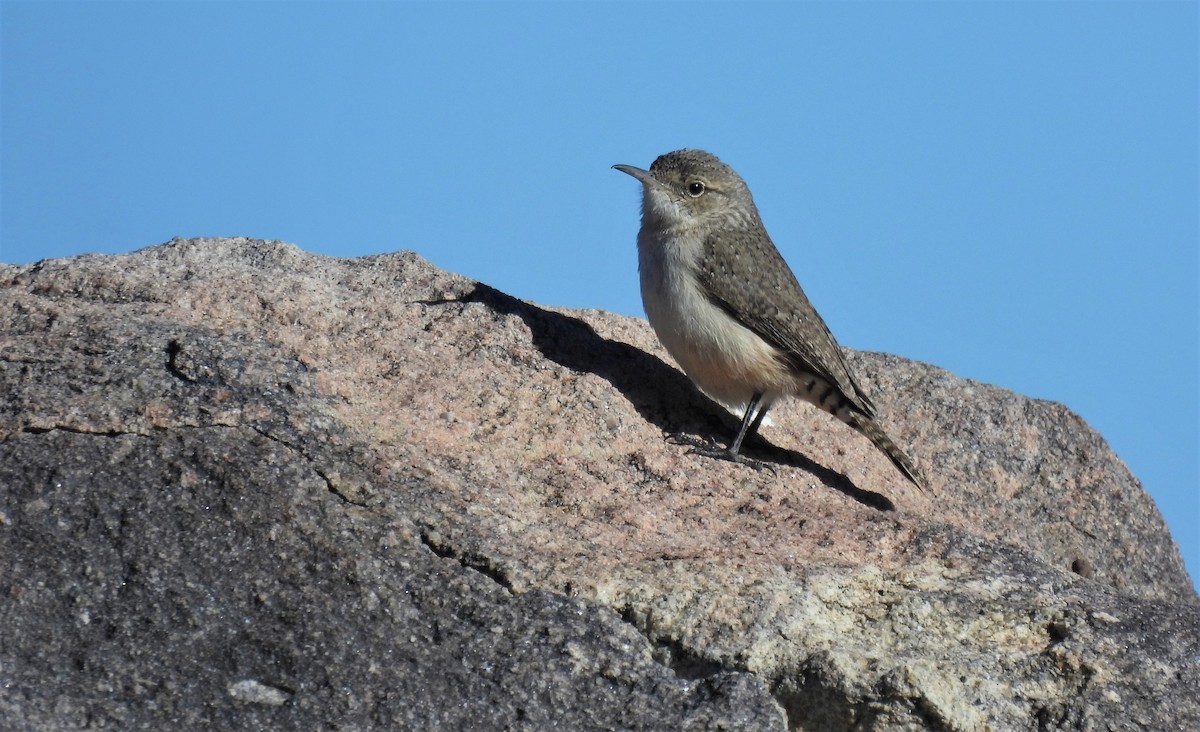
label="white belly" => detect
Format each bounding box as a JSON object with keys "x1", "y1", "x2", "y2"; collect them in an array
[{"x1": 638, "y1": 229, "x2": 790, "y2": 411}]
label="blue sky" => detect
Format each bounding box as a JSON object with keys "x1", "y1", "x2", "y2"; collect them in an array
[{"x1": 2, "y1": 2, "x2": 1196, "y2": 587}]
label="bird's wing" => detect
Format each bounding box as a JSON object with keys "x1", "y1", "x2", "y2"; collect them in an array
[{"x1": 696, "y1": 226, "x2": 877, "y2": 416}]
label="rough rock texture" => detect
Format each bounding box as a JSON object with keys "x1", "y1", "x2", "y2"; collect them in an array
[{"x1": 1, "y1": 237, "x2": 1196, "y2": 731}]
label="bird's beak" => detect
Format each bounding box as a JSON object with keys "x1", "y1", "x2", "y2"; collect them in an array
[{"x1": 612, "y1": 164, "x2": 655, "y2": 187}]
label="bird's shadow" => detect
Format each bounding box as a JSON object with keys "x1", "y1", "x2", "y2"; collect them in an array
[{"x1": 420, "y1": 283, "x2": 893, "y2": 512}]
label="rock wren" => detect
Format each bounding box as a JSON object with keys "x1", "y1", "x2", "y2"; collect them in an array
[{"x1": 613, "y1": 149, "x2": 924, "y2": 489}]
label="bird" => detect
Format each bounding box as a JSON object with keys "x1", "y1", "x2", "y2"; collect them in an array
[{"x1": 613, "y1": 149, "x2": 924, "y2": 490}]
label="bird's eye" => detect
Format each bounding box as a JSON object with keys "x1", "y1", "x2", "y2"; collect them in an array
[{"x1": 686, "y1": 181, "x2": 705, "y2": 197}]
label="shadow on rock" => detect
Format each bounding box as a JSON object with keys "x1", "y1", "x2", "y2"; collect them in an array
[{"x1": 425, "y1": 283, "x2": 895, "y2": 511}]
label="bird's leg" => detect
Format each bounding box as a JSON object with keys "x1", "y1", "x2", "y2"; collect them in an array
[
  {"x1": 682, "y1": 393, "x2": 776, "y2": 472},
  {"x1": 728, "y1": 392, "x2": 767, "y2": 455},
  {"x1": 746, "y1": 398, "x2": 770, "y2": 444}
]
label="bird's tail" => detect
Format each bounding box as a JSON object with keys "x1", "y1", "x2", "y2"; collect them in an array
[{"x1": 848, "y1": 415, "x2": 926, "y2": 491}]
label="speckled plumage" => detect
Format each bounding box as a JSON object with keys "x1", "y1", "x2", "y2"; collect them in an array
[{"x1": 614, "y1": 148, "x2": 924, "y2": 489}]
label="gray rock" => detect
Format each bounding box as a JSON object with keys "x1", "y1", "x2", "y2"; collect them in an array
[
  {"x1": 0, "y1": 406, "x2": 779, "y2": 732},
  {"x1": 0, "y1": 237, "x2": 1195, "y2": 730}
]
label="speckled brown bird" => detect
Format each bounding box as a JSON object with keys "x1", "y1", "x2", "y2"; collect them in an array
[{"x1": 614, "y1": 148, "x2": 924, "y2": 489}]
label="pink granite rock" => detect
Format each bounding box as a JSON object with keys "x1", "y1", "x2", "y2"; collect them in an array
[{"x1": 1, "y1": 237, "x2": 1195, "y2": 730}]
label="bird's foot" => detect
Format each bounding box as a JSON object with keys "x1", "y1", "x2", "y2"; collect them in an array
[{"x1": 668, "y1": 433, "x2": 776, "y2": 473}]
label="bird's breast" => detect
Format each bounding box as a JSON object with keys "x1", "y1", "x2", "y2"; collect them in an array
[{"x1": 636, "y1": 227, "x2": 789, "y2": 408}]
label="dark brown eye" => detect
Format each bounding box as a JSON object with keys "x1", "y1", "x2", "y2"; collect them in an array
[{"x1": 686, "y1": 181, "x2": 705, "y2": 197}]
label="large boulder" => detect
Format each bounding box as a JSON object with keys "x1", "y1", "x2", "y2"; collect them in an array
[{"x1": 1, "y1": 238, "x2": 1195, "y2": 730}]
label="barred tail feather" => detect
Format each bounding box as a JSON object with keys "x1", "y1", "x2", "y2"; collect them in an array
[{"x1": 850, "y1": 416, "x2": 926, "y2": 491}]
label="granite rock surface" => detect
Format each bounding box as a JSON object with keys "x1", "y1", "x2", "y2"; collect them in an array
[{"x1": 1, "y1": 238, "x2": 1195, "y2": 730}]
